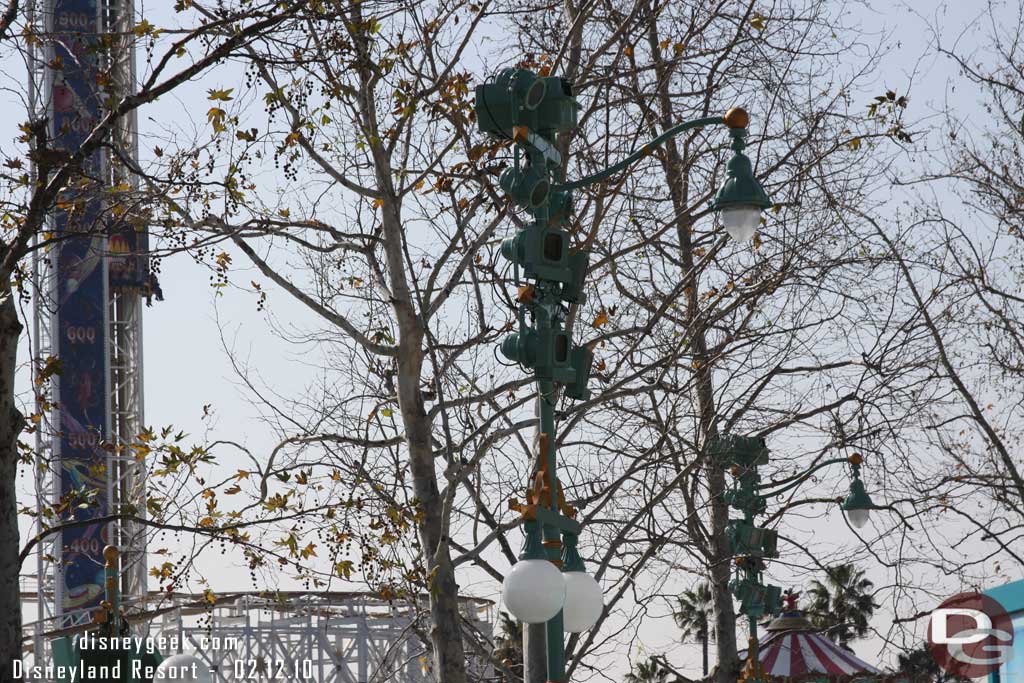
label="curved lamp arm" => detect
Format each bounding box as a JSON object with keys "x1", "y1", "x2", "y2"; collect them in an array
[
  {"x1": 552, "y1": 115, "x2": 725, "y2": 191},
  {"x1": 755, "y1": 456, "x2": 851, "y2": 499}
]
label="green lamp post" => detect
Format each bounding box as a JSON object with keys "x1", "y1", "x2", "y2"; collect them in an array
[
  {"x1": 475, "y1": 65, "x2": 775, "y2": 682},
  {"x1": 709, "y1": 437, "x2": 883, "y2": 683}
]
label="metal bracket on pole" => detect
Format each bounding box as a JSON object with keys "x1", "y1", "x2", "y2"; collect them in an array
[{"x1": 512, "y1": 125, "x2": 563, "y2": 167}]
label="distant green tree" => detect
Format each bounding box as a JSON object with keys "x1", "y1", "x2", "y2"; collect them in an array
[
  {"x1": 625, "y1": 657, "x2": 669, "y2": 683},
  {"x1": 807, "y1": 563, "x2": 878, "y2": 649},
  {"x1": 673, "y1": 581, "x2": 714, "y2": 675},
  {"x1": 896, "y1": 644, "x2": 971, "y2": 683}
]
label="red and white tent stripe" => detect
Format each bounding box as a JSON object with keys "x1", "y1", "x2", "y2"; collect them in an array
[{"x1": 759, "y1": 630, "x2": 881, "y2": 678}]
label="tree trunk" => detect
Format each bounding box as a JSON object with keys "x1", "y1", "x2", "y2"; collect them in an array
[
  {"x1": 378, "y1": 194, "x2": 467, "y2": 682},
  {"x1": 396, "y1": 333, "x2": 468, "y2": 683},
  {"x1": 343, "y1": 0, "x2": 470, "y2": 675},
  {"x1": 706, "y1": 466, "x2": 738, "y2": 683},
  {"x1": 641, "y1": 5, "x2": 739, "y2": 680},
  {"x1": 702, "y1": 636, "x2": 708, "y2": 677},
  {"x1": 0, "y1": 281, "x2": 25, "y2": 676},
  {"x1": 656, "y1": 114, "x2": 739, "y2": 683},
  {"x1": 691, "y1": 316, "x2": 738, "y2": 683}
]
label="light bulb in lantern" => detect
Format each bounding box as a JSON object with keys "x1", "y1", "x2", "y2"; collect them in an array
[
  {"x1": 502, "y1": 559, "x2": 565, "y2": 623},
  {"x1": 845, "y1": 507, "x2": 871, "y2": 529},
  {"x1": 721, "y1": 206, "x2": 761, "y2": 242}
]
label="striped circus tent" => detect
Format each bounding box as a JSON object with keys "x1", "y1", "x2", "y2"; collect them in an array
[
  {"x1": 758, "y1": 627, "x2": 881, "y2": 678},
  {"x1": 738, "y1": 594, "x2": 881, "y2": 681}
]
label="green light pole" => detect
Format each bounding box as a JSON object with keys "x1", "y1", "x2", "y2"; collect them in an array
[
  {"x1": 474, "y1": 66, "x2": 775, "y2": 682},
  {"x1": 709, "y1": 435, "x2": 882, "y2": 683}
]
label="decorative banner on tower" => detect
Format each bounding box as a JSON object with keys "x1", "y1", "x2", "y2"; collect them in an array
[{"x1": 50, "y1": 0, "x2": 110, "y2": 615}]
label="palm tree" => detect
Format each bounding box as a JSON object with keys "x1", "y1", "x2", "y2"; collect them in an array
[
  {"x1": 807, "y1": 563, "x2": 878, "y2": 649},
  {"x1": 625, "y1": 657, "x2": 669, "y2": 683},
  {"x1": 673, "y1": 582, "x2": 714, "y2": 675}
]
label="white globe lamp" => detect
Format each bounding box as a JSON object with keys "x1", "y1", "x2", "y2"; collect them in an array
[
  {"x1": 560, "y1": 531, "x2": 604, "y2": 633},
  {"x1": 502, "y1": 558, "x2": 566, "y2": 624},
  {"x1": 562, "y1": 571, "x2": 603, "y2": 632},
  {"x1": 503, "y1": 522, "x2": 566, "y2": 624}
]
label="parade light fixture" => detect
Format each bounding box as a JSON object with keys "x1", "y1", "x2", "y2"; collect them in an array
[
  {"x1": 475, "y1": 68, "x2": 579, "y2": 138},
  {"x1": 510, "y1": 69, "x2": 547, "y2": 111},
  {"x1": 500, "y1": 324, "x2": 578, "y2": 384},
  {"x1": 500, "y1": 164, "x2": 551, "y2": 209},
  {"x1": 562, "y1": 345, "x2": 593, "y2": 401}
]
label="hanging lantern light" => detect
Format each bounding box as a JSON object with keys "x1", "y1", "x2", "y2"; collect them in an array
[
  {"x1": 710, "y1": 108, "x2": 772, "y2": 242},
  {"x1": 841, "y1": 455, "x2": 878, "y2": 529}
]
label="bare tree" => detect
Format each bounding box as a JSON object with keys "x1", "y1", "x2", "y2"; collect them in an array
[
  {"x1": 836, "y1": 0, "x2": 1024, "y2": 613},
  {"x1": 147, "y1": 1, "x2": 512, "y2": 680}
]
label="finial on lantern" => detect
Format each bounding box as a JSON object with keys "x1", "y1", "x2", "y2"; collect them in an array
[{"x1": 724, "y1": 107, "x2": 750, "y2": 129}]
